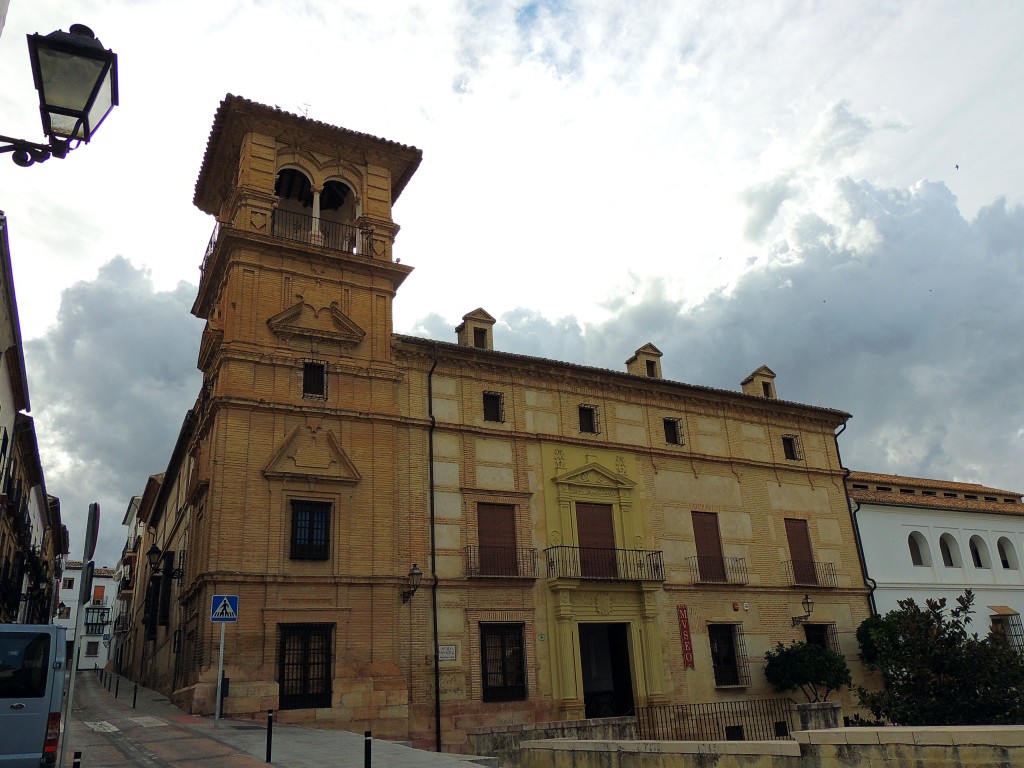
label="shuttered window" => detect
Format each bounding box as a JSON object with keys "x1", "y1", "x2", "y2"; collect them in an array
[
  {"x1": 478, "y1": 503, "x2": 517, "y2": 576},
  {"x1": 576, "y1": 503, "x2": 616, "y2": 578},
  {"x1": 785, "y1": 518, "x2": 817, "y2": 585},
  {"x1": 692, "y1": 511, "x2": 726, "y2": 583}
]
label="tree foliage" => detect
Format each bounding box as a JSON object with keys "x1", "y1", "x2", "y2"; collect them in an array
[
  {"x1": 855, "y1": 589, "x2": 1024, "y2": 725},
  {"x1": 763, "y1": 641, "x2": 852, "y2": 702}
]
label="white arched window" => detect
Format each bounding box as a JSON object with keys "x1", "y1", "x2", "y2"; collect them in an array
[
  {"x1": 998, "y1": 537, "x2": 1019, "y2": 570},
  {"x1": 908, "y1": 531, "x2": 931, "y2": 567},
  {"x1": 969, "y1": 535, "x2": 991, "y2": 569},
  {"x1": 939, "y1": 533, "x2": 962, "y2": 568}
]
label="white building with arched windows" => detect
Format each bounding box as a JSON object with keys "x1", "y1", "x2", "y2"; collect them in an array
[{"x1": 849, "y1": 471, "x2": 1024, "y2": 646}]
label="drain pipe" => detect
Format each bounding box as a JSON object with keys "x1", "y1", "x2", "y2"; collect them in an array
[
  {"x1": 428, "y1": 342, "x2": 442, "y2": 751},
  {"x1": 834, "y1": 421, "x2": 878, "y2": 615}
]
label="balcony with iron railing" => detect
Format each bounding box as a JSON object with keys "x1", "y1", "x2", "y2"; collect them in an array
[
  {"x1": 686, "y1": 556, "x2": 749, "y2": 585},
  {"x1": 783, "y1": 560, "x2": 837, "y2": 588},
  {"x1": 544, "y1": 546, "x2": 665, "y2": 582},
  {"x1": 117, "y1": 577, "x2": 134, "y2": 598},
  {"x1": 464, "y1": 546, "x2": 537, "y2": 578}
]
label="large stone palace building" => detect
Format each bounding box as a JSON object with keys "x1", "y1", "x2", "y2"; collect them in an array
[{"x1": 119, "y1": 95, "x2": 872, "y2": 751}]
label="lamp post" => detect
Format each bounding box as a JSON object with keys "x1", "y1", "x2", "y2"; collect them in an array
[
  {"x1": 0, "y1": 24, "x2": 118, "y2": 167},
  {"x1": 401, "y1": 564, "x2": 423, "y2": 603}
]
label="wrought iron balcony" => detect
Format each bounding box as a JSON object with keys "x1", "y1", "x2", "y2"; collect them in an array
[
  {"x1": 464, "y1": 546, "x2": 537, "y2": 578},
  {"x1": 783, "y1": 560, "x2": 837, "y2": 587},
  {"x1": 544, "y1": 546, "x2": 666, "y2": 582},
  {"x1": 686, "y1": 556, "x2": 749, "y2": 585},
  {"x1": 272, "y1": 209, "x2": 371, "y2": 255},
  {"x1": 117, "y1": 577, "x2": 134, "y2": 598}
]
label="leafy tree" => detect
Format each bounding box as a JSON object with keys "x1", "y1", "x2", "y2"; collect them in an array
[
  {"x1": 763, "y1": 641, "x2": 852, "y2": 702},
  {"x1": 855, "y1": 589, "x2": 1024, "y2": 725}
]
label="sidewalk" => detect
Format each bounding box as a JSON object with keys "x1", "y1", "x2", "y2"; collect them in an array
[{"x1": 66, "y1": 671, "x2": 499, "y2": 768}]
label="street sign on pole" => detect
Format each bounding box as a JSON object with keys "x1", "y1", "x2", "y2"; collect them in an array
[
  {"x1": 211, "y1": 594, "x2": 238, "y2": 622},
  {"x1": 210, "y1": 595, "x2": 238, "y2": 728}
]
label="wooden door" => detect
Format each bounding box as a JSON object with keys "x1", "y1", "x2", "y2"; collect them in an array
[
  {"x1": 478, "y1": 503, "x2": 517, "y2": 575},
  {"x1": 785, "y1": 518, "x2": 817, "y2": 585},
  {"x1": 577, "y1": 503, "x2": 617, "y2": 578},
  {"x1": 692, "y1": 511, "x2": 726, "y2": 582}
]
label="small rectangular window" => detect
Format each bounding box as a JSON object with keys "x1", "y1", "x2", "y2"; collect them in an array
[
  {"x1": 965, "y1": 494, "x2": 978, "y2": 500},
  {"x1": 944, "y1": 492, "x2": 958, "y2": 498},
  {"x1": 646, "y1": 360, "x2": 656, "y2": 377},
  {"x1": 762, "y1": 381, "x2": 773, "y2": 398},
  {"x1": 899, "y1": 488, "x2": 915, "y2": 495},
  {"x1": 483, "y1": 392, "x2": 504, "y2": 423},
  {"x1": 62, "y1": 578, "x2": 75, "y2": 590},
  {"x1": 473, "y1": 327, "x2": 488, "y2": 349},
  {"x1": 922, "y1": 490, "x2": 937, "y2": 496},
  {"x1": 663, "y1": 418, "x2": 682, "y2": 445},
  {"x1": 578, "y1": 405, "x2": 599, "y2": 434},
  {"x1": 481, "y1": 623, "x2": 527, "y2": 701},
  {"x1": 803, "y1": 623, "x2": 840, "y2": 654},
  {"x1": 291, "y1": 500, "x2": 331, "y2": 560},
  {"x1": 302, "y1": 361, "x2": 327, "y2": 399},
  {"x1": 85, "y1": 641, "x2": 99, "y2": 657},
  {"x1": 877, "y1": 486, "x2": 892, "y2": 492},
  {"x1": 782, "y1": 435, "x2": 802, "y2": 461},
  {"x1": 985, "y1": 496, "x2": 997, "y2": 502},
  {"x1": 708, "y1": 624, "x2": 750, "y2": 687},
  {"x1": 851, "y1": 483, "x2": 868, "y2": 490}
]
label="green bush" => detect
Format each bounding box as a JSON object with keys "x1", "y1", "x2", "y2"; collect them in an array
[{"x1": 763, "y1": 640, "x2": 851, "y2": 702}]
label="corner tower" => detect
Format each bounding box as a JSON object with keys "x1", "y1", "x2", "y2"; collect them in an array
[{"x1": 179, "y1": 96, "x2": 424, "y2": 731}]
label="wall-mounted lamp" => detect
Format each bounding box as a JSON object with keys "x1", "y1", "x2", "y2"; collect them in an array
[
  {"x1": 146, "y1": 542, "x2": 184, "y2": 583},
  {"x1": 791, "y1": 594, "x2": 814, "y2": 626},
  {"x1": 0, "y1": 24, "x2": 118, "y2": 167},
  {"x1": 401, "y1": 563, "x2": 423, "y2": 603}
]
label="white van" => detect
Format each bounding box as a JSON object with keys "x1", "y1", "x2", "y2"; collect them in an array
[{"x1": 0, "y1": 625, "x2": 66, "y2": 768}]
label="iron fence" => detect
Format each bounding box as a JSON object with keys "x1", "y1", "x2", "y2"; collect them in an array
[
  {"x1": 464, "y1": 546, "x2": 537, "y2": 578},
  {"x1": 272, "y1": 209, "x2": 365, "y2": 255},
  {"x1": 544, "y1": 546, "x2": 665, "y2": 581},
  {"x1": 636, "y1": 698, "x2": 797, "y2": 741},
  {"x1": 686, "y1": 556, "x2": 748, "y2": 585},
  {"x1": 783, "y1": 560, "x2": 838, "y2": 587}
]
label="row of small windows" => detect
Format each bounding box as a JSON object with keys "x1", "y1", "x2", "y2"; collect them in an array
[
  {"x1": 909, "y1": 530, "x2": 1021, "y2": 570},
  {"x1": 852, "y1": 482, "x2": 1019, "y2": 504}
]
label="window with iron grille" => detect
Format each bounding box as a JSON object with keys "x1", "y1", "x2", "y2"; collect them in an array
[
  {"x1": 302, "y1": 361, "x2": 327, "y2": 399},
  {"x1": 278, "y1": 623, "x2": 333, "y2": 710},
  {"x1": 84, "y1": 606, "x2": 110, "y2": 636},
  {"x1": 803, "y1": 623, "x2": 840, "y2": 654},
  {"x1": 782, "y1": 435, "x2": 802, "y2": 461},
  {"x1": 663, "y1": 418, "x2": 683, "y2": 445},
  {"x1": 991, "y1": 613, "x2": 1024, "y2": 653},
  {"x1": 483, "y1": 392, "x2": 504, "y2": 423},
  {"x1": 708, "y1": 623, "x2": 750, "y2": 687},
  {"x1": 290, "y1": 500, "x2": 331, "y2": 560},
  {"x1": 578, "y1": 405, "x2": 599, "y2": 434},
  {"x1": 481, "y1": 623, "x2": 527, "y2": 701}
]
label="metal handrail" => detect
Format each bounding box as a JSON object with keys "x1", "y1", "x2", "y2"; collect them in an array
[
  {"x1": 783, "y1": 560, "x2": 838, "y2": 587},
  {"x1": 544, "y1": 546, "x2": 665, "y2": 581},
  {"x1": 272, "y1": 209, "x2": 367, "y2": 255},
  {"x1": 686, "y1": 556, "x2": 749, "y2": 585},
  {"x1": 464, "y1": 546, "x2": 537, "y2": 578}
]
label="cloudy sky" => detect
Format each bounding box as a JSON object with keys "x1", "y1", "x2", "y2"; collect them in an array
[{"x1": 1, "y1": 1, "x2": 1022, "y2": 568}]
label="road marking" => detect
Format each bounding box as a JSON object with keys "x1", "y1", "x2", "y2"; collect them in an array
[
  {"x1": 129, "y1": 716, "x2": 168, "y2": 728},
  {"x1": 85, "y1": 721, "x2": 119, "y2": 733}
]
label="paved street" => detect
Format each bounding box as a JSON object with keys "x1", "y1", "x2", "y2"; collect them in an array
[{"x1": 62, "y1": 671, "x2": 499, "y2": 767}]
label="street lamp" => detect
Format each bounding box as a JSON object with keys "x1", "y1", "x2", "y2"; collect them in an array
[
  {"x1": 0, "y1": 24, "x2": 118, "y2": 167},
  {"x1": 401, "y1": 563, "x2": 423, "y2": 603},
  {"x1": 146, "y1": 542, "x2": 184, "y2": 582},
  {"x1": 791, "y1": 594, "x2": 815, "y2": 627}
]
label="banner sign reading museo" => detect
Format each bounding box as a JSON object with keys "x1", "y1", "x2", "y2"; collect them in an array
[{"x1": 677, "y1": 604, "x2": 695, "y2": 670}]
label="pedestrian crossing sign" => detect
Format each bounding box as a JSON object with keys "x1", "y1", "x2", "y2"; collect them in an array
[{"x1": 210, "y1": 594, "x2": 239, "y2": 622}]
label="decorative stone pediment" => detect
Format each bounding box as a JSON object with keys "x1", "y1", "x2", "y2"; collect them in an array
[
  {"x1": 267, "y1": 298, "x2": 365, "y2": 348},
  {"x1": 263, "y1": 423, "x2": 361, "y2": 483},
  {"x1": 553, "y1": 462, "x2": 635, "y2": 491}
]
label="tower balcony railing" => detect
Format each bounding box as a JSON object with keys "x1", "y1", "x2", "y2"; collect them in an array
[
  {"x1": 544, "y1": 546, "x2": 665, "y2": 582},
  {"x1": 783, "y1": 560, "x2": 837, "y2": 588},
  {"x1": 686, "y1": 556, "x2": 749, "y2": 585},
  {"x1": 464, "y1": 546, "x2": 537, "y2": 578},
  {"x1": 272, "y1": 209, "x2": 371, "y2": 256}
]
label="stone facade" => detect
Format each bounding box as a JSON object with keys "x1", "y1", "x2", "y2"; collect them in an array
[{"x1": 124, "y1": 96, "x2": 872, "y2": 752}]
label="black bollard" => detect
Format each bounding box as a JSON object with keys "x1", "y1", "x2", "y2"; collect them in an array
[
  {"x1": 132, "y1": 683, "x2": 138, "y2": 708},
  {"x1": 364, "y1": 730, "x2": 371, "y2": 768},
  {"x1": 107, "y1": 673, "x2": 112, "y2": 691},
  {"x1": 265, "y1": 710, "x2": 273, "y2": 763},
  {"x1": 72, "y1": 751, "x2": 82, "y2": 768},
  {"x1": 115, "y1": 677, "x2": 120, "y2": 698}
]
